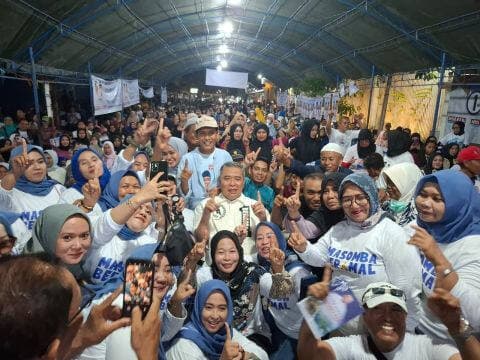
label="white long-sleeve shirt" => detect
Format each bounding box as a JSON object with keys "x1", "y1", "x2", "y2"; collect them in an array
[
  {"x1": 419, "y1": 234, "x2": 480, "y2": 344},
  {"x1": 166, "y1": 328, "x2": 269, "y2": 360},
  {"x1": 193, "y1": 193, "x2": 270, "y2": 263},
  {"x1": 0, "y1": 184, "x2": 65, "y2": 236},
  {"x1": 297, "y1": 217, "x2": 422, "y2": 334},
  {"x1": 84, "y1": 209, "x2": 157, "y2": 284}
]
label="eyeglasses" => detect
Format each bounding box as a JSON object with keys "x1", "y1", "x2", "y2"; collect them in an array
[
  {"x1": 362, "y1": 287, "x2": 405, "y2": 303},
  {"x1": 341, "y1": 194, "x2": 369, "y2": 207},
  {"x1": 68, "y1": 282, "x2": 96, "y2": 325}
]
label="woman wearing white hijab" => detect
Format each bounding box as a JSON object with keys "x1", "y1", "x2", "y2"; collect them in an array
[
  {"x1": 382, "y1": 163, "x2": 423, "y2": 227},
  {"x1": 44, "y1": 149, "x2": 67, "y2": 184}
]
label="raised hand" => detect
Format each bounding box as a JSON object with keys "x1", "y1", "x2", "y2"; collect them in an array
[
  {"x1": 251, "y1": 191, "x2": 267, "y2": 221},
  {"x1": 233, "y1": 224, "x2": 247, "y2": 244},
  {"x1": 156, "y1": 118, "x2": 172, "y2": 149},
  {"x1": 288, "y1": 220, "x2": 308, "y2": 253},
  {"x1": 284, "y1": 179, "x2": 301, "y2": 217},
  {"x1": 180, "y1": 159, "x2": 193, "y2": 183},
  {"x1": 244, "y1": 148, "x2": 261, "y2": 167},
  {"x1": 136, "y1": 172, "x2": 169, "y2": 203},
  {"x1": 171, "y1": 268, "x2": 196, "y2": 304},
  {"x1": 12, "y1": 138, "x2": 32, "y2": 178},
  {"x1": 427, "y1": 288, "x2": 462, "y2": 334},
  {"x1": 307, "y1": 265, "x2": 332, "y2": 300},
  {"x1": 131, "y1": 291, "x2": 161, "y2": 360},
  {"x1": 269, "y1": 158, "x2": 279, "y2": 172},
  {"x1": 273, "y1": 186, "x2": 285, "y2": 208},
  {"x1": 220, "y1": 323, "x2": 243, "y2": 360},
  {"x1": 269, "y1": 238, "x2": 285, "y2": 274},
  {"x1": 408, "y1": 224, "x2": 444, "y2": 264},
  {"x1": 82, "y1": 172, "x2": 101, "y2": 208},
  {"x1": 78, "y1": 286, "x2": 131, "y2": 347},
  {"x1": 204, "y1": 191, "x2": 219, "y2": 214},
  {"x1": 134, "y1": 117, "x2": 159, "y2": 146}
]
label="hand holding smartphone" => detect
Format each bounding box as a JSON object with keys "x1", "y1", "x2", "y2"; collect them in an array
[
  {"x1": 122, "y1": 258, "x2": 155, "y2": 318},
  {"x1": 150, "y1": 160, "x2": 169, "y2": 182}
]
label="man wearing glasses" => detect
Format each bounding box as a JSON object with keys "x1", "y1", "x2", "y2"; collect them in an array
[{"x1": 299, "y1": 282, "x2": 478, "y2": 359}]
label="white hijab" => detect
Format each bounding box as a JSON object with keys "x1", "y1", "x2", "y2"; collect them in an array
[{"x1": 383, "y1": 163, "x2": 423, "y2": 203}]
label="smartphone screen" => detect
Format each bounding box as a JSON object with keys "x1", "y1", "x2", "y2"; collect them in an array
[
  {"x1": 122, "y1": 259, "x2": 155, "y2": 318},
  {"x1": 150, "y1": 160, "x2": 168, "y2": 182}
]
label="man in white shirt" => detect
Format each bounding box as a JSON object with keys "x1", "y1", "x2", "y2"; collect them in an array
[
  {"x1": 194, "y1": 162, "x2": 269, "y2": 262},
  {"x1": 298, "y1": 282, "x2": 475, "y2": 360},
  {"x1": 326, "y1": 115, "x2": 364, "y2": 154}
]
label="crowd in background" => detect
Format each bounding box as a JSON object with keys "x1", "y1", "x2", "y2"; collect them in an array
[{"x1": 0, "y1": 100, "x2": 480, "y2": 360}]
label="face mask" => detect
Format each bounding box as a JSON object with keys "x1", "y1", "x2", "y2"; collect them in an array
[{"x1": 388, "y1": 199, "x2": 408, "y2": 214}]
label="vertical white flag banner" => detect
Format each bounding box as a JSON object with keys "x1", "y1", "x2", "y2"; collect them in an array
[
  {"x1": 91, "y1": 75, "x2": 122, "y2": 115},
  {"x1": 121, "y1": 79, "x2": 140, "y2": 108},
  {"x1": 140, "y1": 87, "x2": 154, "y2": 98},
  {"x1": 161, "y1": 87, "x2": 168, "y2": 104}
]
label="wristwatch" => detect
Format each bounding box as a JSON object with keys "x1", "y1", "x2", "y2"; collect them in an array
[{"x1": 451, "y1": 317, "x2": 475, "y2": 343}]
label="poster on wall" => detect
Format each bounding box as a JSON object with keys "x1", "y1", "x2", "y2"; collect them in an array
[
  {"x1": 161, "y1": 87, "x2": 168, "y2": 104},
  {"x1": 444, "y1": 87, "x2": 480, "y2": 145},
  {"x1": 91, "y1": 75, "x2": 123, "y2": 116},
  {"x1": 122, "y1": 79, "x2": 140, "y2": 108},
  {"x1": 277, "y1": 91, "x2": 288, "y2": 107}
]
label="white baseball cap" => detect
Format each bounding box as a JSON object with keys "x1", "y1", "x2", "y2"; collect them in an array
[
  {"x1": 195, "y1": 115, "x2": 218, "y2": 131},
  {"x1": 321, "y1": 143, "x2": 345, "y2": 156},
  {"x1": 0, "y1": 162, "x2": 9, "y2": 170},
  {"x1": 361, "y1": 282, "x2": 407, "y2": 313}
]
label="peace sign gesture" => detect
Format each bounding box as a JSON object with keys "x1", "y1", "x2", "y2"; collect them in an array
[
  {"x1": 82, "y1": 168, "x2": 101, "y2": 208},
  {"x1": 288, "y1": 220, "x2": 308, "y2": 253},
  {"x1": 307, "y1": 265, "x2": 332, "y2": 301},
  {"x1": 156, "y1": 118, "x2": 172, "y2": 149},
  {"x1": 244, "y1": 148, "x2": 261, "y2": 167},
  {"x1": 220, "y1": 324, "x2": 244, "y2": 360}
]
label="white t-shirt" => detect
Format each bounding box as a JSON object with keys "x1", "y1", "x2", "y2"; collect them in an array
[
  {"x1": 343, "y1": 144, "x2": 384, "y2": 172},
  {"x1": 193, "y1": 193, "x2": 270, "y2": 263},
  {"x1": 77, "y1": 286, "x2": 185, "y2": 360},
  {"x1": 329, "y1": 128, "x2": 360, "y2": 154},
  {"x1": 247, "y1": 254, "x2": 312, "y2": 339},
  {"x1": 418, "y1": 234, "x2": 480, "y2": 344},
  {"x1": 166, "y1": 328, "x2": 269, "y2": 360},
  {"x1": 439, "y1": 132, "x2": 465, "y2": 146},
  {"x1": 84, "y1": 209, "x2": 157, "y2": 284},
  {"x1": 326, "y1": 333, "x2": 458, "y2": 360},
  {"x1": 196, "y1": 265, "x2": 272, "y2": 339},
  {"x1": 298, "y1": 217, "x2": 422, "y2": 334},
  {"x1": 0, "y1": 184, "x2": 65, "y2": 235},
  {"x1": 58, "y1": 187, "x2": 104, "y2": 219}
]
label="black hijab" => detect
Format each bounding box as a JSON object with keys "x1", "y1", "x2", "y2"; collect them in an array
[
  {"x1": 387, "y1": 130, "x2": 411, "y2": 157},
  {"x1": 357, "y1": 129, "x2": 377, "y2": 159},
  {"x1": 249, "y1": 123, "x2": 273, "y2": 161},
  {"x1": 226, "y1": 124, "x2": 246, "y2": 157},
  {"x1": 307, "y1": 172, "x2": 347, "y2": 242},
  {"x1": 293, "y1": 119, "x2": 322, "y2": 164}
]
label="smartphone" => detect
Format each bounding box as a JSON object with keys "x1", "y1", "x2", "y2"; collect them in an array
[
  {"x1": 122, "y1": 258, "x2": 155, "y2": 318},
  {"x1": 150, "y1": 160, "x2": 168, "y2": 182}
]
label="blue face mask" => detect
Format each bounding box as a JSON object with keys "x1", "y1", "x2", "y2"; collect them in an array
[{"x1": 388, "y1": 199, "x2": 409, "y2": 214}]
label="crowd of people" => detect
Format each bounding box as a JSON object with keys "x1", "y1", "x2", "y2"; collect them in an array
[{"x1": 0, "y1": 101, "x2": 479, "y2": 360}]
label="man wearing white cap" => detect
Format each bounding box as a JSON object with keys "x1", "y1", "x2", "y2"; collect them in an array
[
  {"x1": 276, "y1": 143, "x2": 353, "y2": 178},
  {"x1": 177, "y1": 115, "x2": 232, "y2": 209},
  {"x1": 298, "y1": 282, "x2": 475, "y2": 359}
]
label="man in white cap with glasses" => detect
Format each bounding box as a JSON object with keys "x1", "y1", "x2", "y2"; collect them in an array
[{"x1": 298, "y1": 281, "x2": 479, "y2": 359}]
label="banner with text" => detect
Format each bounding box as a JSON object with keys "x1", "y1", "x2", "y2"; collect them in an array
[
  {"x1": 140, "y1": 86, "x2": 154, "y2": 98},
  {"x1": 91, "y1": 75, "x2": 123, "y2": 115},
  {"x1": 122, "y1": 79, "x2": 140, "y2": 108},
  {"x1": 205, "y1": 69, "x2": 248, "y2": 89},
  {"x1": 444, "y1": 86, "x2": 480, "y2": 145}
]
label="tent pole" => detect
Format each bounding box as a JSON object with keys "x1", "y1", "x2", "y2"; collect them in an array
[
  {"x1": 366, "y1": 64, "x2": 375, "y2": 128},
  {"x1": 431, "y1": 52, "x2": 446, "y2": 136},
  {"x1": 29, "y1": 47, "x2": 40, "y2": 116}
]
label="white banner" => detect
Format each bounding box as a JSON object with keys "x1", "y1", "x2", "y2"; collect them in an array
[
  {"x1": 295, "y1": 93, "x2": 338, "y2": 119},
  {"x1": 161, "y1": 87, "x2": 168, "y2": 104},
  {"x1": 277, "y1": 91, "x2": 288, "y2": 107},
  {"x1": 444, "y1": 87, "x2": 480, "y2": 145},
  {"x1": 91, "y1": 75, "x2": 122, "y2": 116},
  {"x1": 140, "y1": 87, "x2": 154, "y2": 98},
  {"x1": 122, "y1": 79, "x2": 140, "y2": 108},
  {"x1": 205, "y1": 68, "x2": 248, "y2": 89}
]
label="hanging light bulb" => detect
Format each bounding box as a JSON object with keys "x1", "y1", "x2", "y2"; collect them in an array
[
  {"x1": 216, "y1": 65, "x2": 223, "y2": 71},
  {"x1": 220, "y1": 60, "x2": 228, "y2": 68}
]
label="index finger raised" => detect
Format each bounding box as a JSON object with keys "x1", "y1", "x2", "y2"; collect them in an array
[
  {"x1": 322, "y1": 265, "x2": 333, "y2": 283},
  {"x1": 21, "y1": 138, "x2": 28, "y2": 155},
  {"x1": 290, "y1": 220, "x2": 300, "y2": 233},
  {"x1": 224, "y1": 323, "x2": 232, "y2": 341}
]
